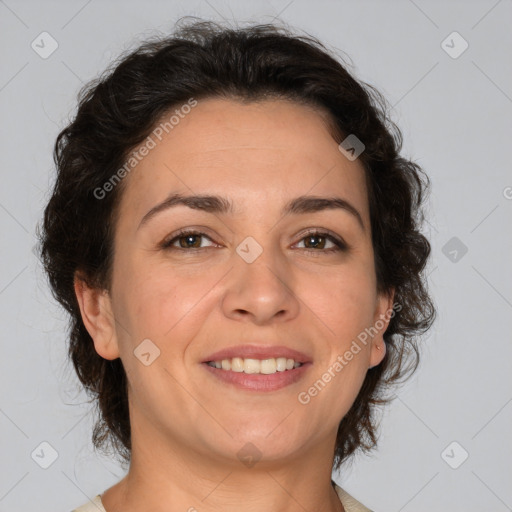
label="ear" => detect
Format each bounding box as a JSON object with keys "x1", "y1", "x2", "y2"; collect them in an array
[
  {"x1": 74, "y1": 272, "x2": 120, "y2": 360},
  {"x1": 368, "y1": 288, "x2": 396, "y2": 369}
]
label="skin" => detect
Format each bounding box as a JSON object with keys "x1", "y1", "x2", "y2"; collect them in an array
[{"x1": 75, "y1": 98, "x2": 394, "y2": 512}]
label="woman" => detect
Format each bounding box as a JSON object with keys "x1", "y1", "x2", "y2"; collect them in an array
[{"x1": 40, "y1": 19, "x2": 434, "y2": 512}]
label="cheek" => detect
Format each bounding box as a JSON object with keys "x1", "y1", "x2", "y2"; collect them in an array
[
  {"x1": 305, "y1": 264, "x2": 377, "y2": 343},
  {"x1": 111, "y1": 256, "x2": 220, "y2": 346},
  {"x1": 300, "y1": 268, "x2": 377, "y2": 416}
]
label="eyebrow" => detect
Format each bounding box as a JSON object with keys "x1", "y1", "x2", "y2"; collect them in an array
[{"x1": 137, "y1": 193, "x2": 365, "y2": 231}]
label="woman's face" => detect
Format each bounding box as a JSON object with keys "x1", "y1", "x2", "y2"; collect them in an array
[{"x1": 81, "y1": 98, "x2": 393, "y2": 466}]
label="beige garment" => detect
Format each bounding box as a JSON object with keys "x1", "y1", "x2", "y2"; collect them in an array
[
  {"x1": 334, "y1": 483, "x2": 373, "y2": 511},
  {"x1": 71, "y1": 483, "x2": 372, "y2": 512}
]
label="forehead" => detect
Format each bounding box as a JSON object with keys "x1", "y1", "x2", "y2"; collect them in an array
[{"x1": 117, "y1": 98, "x2": 369, "y2": 223}]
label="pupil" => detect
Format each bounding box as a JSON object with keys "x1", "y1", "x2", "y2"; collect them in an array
[
  {"x1": 306, "y1": 235, "x2": 324, "y2": 249},
  {"x1": 181, "y1": 235, "x2": 200, "y2": 248}
]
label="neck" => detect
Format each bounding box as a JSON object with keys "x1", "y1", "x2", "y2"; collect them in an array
[{"x1": 101, "y1": 413, "x2": 344, "y2": 512}]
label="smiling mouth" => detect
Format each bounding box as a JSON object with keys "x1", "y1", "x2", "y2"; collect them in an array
[{"x1": 205, "y1": 357, "x2": 303, "y2": 375}]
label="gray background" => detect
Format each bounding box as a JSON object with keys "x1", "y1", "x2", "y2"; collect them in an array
[{"x1": 1, "y1": 1, "x2": 511, "y2": 511}]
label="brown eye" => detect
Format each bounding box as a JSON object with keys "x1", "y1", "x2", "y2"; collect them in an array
[
  {"x1": 162, "y1": 231, "x2": 215, "y2": 250},
  {"x1": 303, "y1": 234, "x2": 328, "y2": 249},
  {"x1": 295, "y1": 231, "x2": 346, "y2": 253},
  {"x1": 177, "y1": 233, "x2": 203, "y2": 248}
]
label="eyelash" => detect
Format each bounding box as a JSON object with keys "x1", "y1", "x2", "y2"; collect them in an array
[{"x1": 161, "y1": 229, "x2": 347, "y2": 254}]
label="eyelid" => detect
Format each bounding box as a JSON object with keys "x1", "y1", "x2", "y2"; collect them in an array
[
  {"x1": 293, "y1": 228, "x2": 348, "y2": 251},
  {"x1": 160, "y1": 228, "x2": 219, "y2": 249},
  {"x1": 161, "y1": 227, "x2": 348, "y2": 253}
]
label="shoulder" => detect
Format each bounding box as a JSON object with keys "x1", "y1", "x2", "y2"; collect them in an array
[
  {"x1": 70, "y1": 494, "x2": 105, "y2": 512},
  {"x1": 71, "y1": 487, "x2": 371, "y2": 512},
  {"x1": 333, "y1": 483, "x2": 373, "y2": 512}
]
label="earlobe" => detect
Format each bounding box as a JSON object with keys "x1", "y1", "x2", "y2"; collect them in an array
[
  {"x1": 369, "y1": 340, "x2": 386, "y2": 369},
  {"x1": 369, "y1": 288, "x2": 395, "y2": 369},
  {"x1": 73, "y1": 273, "x2": 120, "y2": 360}
]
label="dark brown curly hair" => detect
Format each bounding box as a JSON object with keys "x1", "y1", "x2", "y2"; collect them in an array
[{"x1": 38, "y1": 18, "x2": 435, "y2": 472}]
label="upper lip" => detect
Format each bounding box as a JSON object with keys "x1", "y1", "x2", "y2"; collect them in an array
[{"x1": 202, "y1": 345, "x2": 312, "y2": 364}]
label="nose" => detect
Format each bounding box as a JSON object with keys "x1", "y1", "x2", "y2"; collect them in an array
[{"x1": 221, "y1": 245, "x2": 300, "y2": 325}]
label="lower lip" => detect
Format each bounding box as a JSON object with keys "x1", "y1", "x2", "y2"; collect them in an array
[{"x1": 202, "y1": 362, "x2": 312, "y2": 391}]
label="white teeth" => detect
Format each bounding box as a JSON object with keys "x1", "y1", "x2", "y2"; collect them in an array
[
  {"x1": 207, "y1": 356, "x2": 303, "y2": 374},
  {"x1": 276, "y1": 357, "x2": 287, "y2": 371},
  {"x1": 231, "y1": 357, "x2": 244, "y2": 372},
  {"x1": 260, "y1": 358, "x2": 276, "y2": 374},
  {"x1": 244, "y1": 358, "x2": 260, "y2": 374}
]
